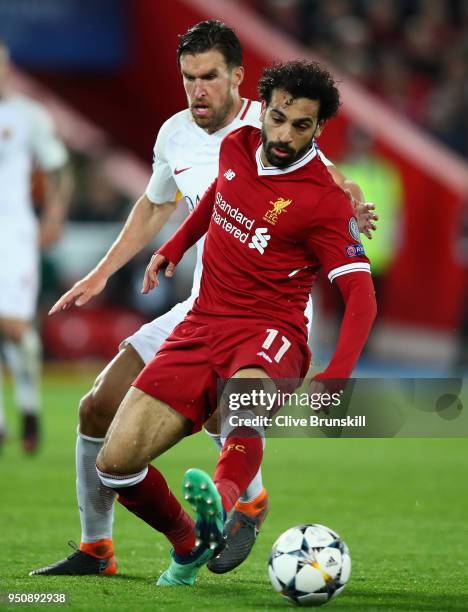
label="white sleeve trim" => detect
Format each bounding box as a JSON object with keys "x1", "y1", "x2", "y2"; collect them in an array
[
  {"x1": 145, "y1": 184, "x2": 178, "y2": 205},
  {"x1": 317, "y1": 149, "x2": 333, "y2": 167},
  {"x1": 328, "y1": 262, "x2": 371, "y2": 283}
]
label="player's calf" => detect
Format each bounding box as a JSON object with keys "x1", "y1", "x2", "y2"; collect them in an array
[
  {"x1": 79, "y1": 344, "x2": 145, "y2": 439},
  {"x1": 78, "y1": 388, "x2": 114, "y2": 440},
  {"x1": 30, "y1": 346, "x2": 146, "y2": 578}
]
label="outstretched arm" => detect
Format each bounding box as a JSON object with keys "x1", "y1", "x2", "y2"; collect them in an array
[{"x1": 49, "y1": 194, "x2": 176, "y2": 313}]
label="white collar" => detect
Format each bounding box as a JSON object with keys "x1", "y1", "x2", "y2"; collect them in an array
[{"x1": 255, "y1": 142, "x2": 317, "y2": 176}]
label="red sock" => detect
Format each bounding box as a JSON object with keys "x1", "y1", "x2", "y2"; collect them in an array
[
  {"x1": 115, "y1": 465, "x2": 195, "y2": 556},
  {"x1": 214, "y1": 433, "x2": 263, "y2": 513}
]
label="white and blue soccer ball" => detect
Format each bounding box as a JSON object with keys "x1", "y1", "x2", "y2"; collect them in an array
[{"x1": 268, "y1": 524, "x2": 351, "y2": 606}]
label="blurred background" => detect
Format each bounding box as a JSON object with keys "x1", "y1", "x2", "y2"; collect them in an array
[{"x1": 1, "y1": 0, "x2": 467, "y2": 375}]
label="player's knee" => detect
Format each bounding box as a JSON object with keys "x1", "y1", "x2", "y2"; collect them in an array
[
  {"x1": 79, "y1": 384, "x2": 115, "y2": 437},
  {"x1": 0, "y1": 319, "x2": 29, "y2": 343},
  {"x1": 78, "y1": 391, "x2": 95, "y2": 431},
  {"x1": 95, "y1": 445, "x2": 116, "y2": 475},
  {"x1": 96, "y1": 442, "x2": 145, "y2": 476}
]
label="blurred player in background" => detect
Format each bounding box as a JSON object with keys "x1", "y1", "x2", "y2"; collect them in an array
[
  {"x1": 30, "y1": 21, "x2": 376, "y2": 577},
  {"x1": 95, "y1": 59, "x2": 377, "y2": 586},
  {"x1": 0, "y1": 40, "x2": 70, "y2": 453}
]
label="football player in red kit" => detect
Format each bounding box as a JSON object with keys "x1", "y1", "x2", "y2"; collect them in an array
[{"x1": 95, "y1": 60, "x2": 377, "y2": 586}]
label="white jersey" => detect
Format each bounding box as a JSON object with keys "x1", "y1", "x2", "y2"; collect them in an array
[
  {"x1": 146, "y1": 99, "x2": 332, "y2": 296},
  {"x1": 0, "y1": 95, "x2": 67, "y2": 320},
  {"x1": 0, "y1": 95, "x2": 68, "y2": 229}
]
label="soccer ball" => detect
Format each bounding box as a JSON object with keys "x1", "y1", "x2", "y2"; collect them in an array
[{"x1": 268, "y1": 524, "x2": 351, "y2": 606}]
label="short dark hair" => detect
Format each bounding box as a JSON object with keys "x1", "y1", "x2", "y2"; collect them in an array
[
  {"x1": 258, "y1": 60, "x2": 341, "y2": 122},
  {"x1": 177, "y1": 20, "x2": 242, "y2": 68}
]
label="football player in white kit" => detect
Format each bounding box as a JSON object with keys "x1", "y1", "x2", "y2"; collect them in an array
[
  {"x1": 30, "y1": 21, "x2": 376, "y2": 576},
  {"x1": 0, "y1": 40, "x2": 69, "y2": 453}
]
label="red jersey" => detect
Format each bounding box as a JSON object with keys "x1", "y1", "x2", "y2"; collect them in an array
[{"x1": 161, "y1": 126, "x2": 371, "y2": 345}]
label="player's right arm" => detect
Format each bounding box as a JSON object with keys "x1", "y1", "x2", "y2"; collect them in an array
[
  {"x1": 49, "y1": 117, "x2": 180, "y2": 314},
  {"x1": 49, "y1": 195, "x2": 176, "y2": 313}
]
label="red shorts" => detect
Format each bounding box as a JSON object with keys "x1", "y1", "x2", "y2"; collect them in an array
[{"x1": 133, "y1": 314, "x2": 310, "y2": 433}]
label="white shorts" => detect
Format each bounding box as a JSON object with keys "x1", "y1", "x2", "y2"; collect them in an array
[
  {"x1": 123, "y1": 295, "x2": 196, "y2": 364},
  {"x1": 123, "y1": 294, "x2": 313, "y2": 366},
  {"x1": 0, "y1": 224, "x2": 39, "y2": 320}
]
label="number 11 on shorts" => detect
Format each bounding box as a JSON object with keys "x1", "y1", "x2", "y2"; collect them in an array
[{"x1": 261, "y1": 329, "x2": 291, "y2": 363}]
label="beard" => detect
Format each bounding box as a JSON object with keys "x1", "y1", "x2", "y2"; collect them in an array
[
  {"x1": 261, "y1": 125, "x2": 313, "y2": 169},
  {"x1": 191, "y1": 91, "x2": 235, "y2": 133}
]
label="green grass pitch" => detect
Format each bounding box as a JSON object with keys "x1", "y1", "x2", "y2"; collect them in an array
[{"x1": 0, "y1": 369, "x2": 467, "y2": 611}]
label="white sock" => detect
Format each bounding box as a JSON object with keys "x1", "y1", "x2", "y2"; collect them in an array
[
  {"x1": 0, "y1": 360, "x2": 6, "y2": 433},
  {"x1": 76, "y1": 431, "x2": 116, "y2": 543},
  {"x1": 204, "y1": 428, "x2": 265, "y2": 504},
  {"x1": 3, "y1": 328, "x2": 41, "y2": 415}
]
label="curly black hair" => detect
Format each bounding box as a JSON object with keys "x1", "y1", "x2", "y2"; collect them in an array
[
  {"x1": 258, "y1": 60, "x2": 341, "y2": 122},
  {"x1": 177, "y1": 20, "x2": 242, "y2": 68}
]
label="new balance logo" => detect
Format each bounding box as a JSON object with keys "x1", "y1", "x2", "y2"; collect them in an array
[
  {"x1": 248, "y1": 227, "x2": 271, "y2": 255},
  {"x1": 224, "y1": 169, "x2": 236, "y2": 180}
]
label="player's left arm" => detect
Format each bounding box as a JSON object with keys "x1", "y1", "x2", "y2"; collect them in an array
[
  {"x1": 325, "y1": 163, "x2": 378, "y2": 240},
  {"x1": 28, "y1": 101, "x2": 72, "y2": 248},
  {"x1": 315, "y1": 271, "x2": 376, "y2": 381},
  {"x1": 307, "y1": 188, "x2": 377, "y2": 381}
]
